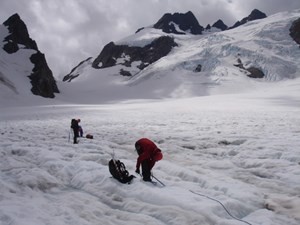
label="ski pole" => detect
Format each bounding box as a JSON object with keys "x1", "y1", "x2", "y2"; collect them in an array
[{"x1": 151, "y1": 174, "x2": 165, "y2": 186}]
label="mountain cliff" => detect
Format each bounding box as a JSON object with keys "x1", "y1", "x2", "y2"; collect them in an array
[{"x1": 1, "y1": 13, "x2": 59, "y2": 98}]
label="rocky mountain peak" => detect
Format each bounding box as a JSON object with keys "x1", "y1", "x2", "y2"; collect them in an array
[
  {"x1": 230, "y1": 9, "x2": 267, "y2": 29},
  {"x1": 3, "y1": 13, "x2": 38, "y2": 53},
  {"x1": 2, "y1": 13, "x2": 59, "y2": 98},
  {"x1": 212, "y1": 19, "x2": 228, "y2": 31},
  {"x1": 247, "y1": 9, "x2": 267, "y2": 21},
  {"x1": 153, "y1": 11, "x2": 204, "y2": 35}
]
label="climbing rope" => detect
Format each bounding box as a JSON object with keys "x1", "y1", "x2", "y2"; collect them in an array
[{"x1": 189, "y1": 190, "x2": 252, "y2": 225}]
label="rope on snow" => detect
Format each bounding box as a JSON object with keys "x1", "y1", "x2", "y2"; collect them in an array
[{"x1": 189, "y1": 190, "x2": 252, "y2": 225}]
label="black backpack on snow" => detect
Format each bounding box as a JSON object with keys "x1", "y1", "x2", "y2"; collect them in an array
[{"x1": 108, "y1": 159, "x2": 135, "y2": 184}]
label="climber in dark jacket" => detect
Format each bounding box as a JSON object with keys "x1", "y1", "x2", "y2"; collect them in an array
[{"x1": 71, "y1": 119, "x2": 80, "y2": 144}]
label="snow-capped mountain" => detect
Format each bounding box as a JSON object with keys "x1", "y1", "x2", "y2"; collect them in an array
[
  {"x1": 1, "y1": 9, "x2": 300, "y2": 106},
  {"x1": 0, "y1": 14, "x2": 59, "y2": 103},
  {"x1": 61, "y1": 9, "x2": 300, "y2": 104}
]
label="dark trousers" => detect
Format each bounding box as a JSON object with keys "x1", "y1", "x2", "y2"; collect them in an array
[
  {"x1": 73, "y1": 128, "x2": 79, "y2": 144},
  {"x1": 141, "y1": 159, "x2": 155, "y2": 181}
]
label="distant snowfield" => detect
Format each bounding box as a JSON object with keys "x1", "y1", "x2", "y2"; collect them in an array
[{"x1": 1, "y1": 80, "x2": 300, "y2": 225}]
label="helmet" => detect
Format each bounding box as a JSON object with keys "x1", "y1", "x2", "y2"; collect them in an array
[{"x1": 77, "y1": 119, "x2": 81, "y2": 122}]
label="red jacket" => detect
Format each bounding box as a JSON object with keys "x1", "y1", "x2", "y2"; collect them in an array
[{"x1": 135, "y1": 138, "x2": 163, "y2": 170}]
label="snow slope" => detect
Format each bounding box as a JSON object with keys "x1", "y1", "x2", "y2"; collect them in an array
[{"x1": 0, "y1": 79, "x2": 300, "y2": 224}]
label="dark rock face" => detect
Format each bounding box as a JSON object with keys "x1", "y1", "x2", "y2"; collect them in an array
[
  {"x1": 247, "y1": 9, "x2": 267, "y2": 21},
  {"x1": 2, "y1": 13, "x2": 59, "y2": 98},
  {"x1": 230, "y1": 9, "x2": 267, "y2": 29},
  {"x1": 29, "y1": 52, "x2": 60, "y2": 97},
  {"x1": 120, "y1": 69, "x2": 132, "y2": 76},
  {"x1": 205, "y1": 24, "x2": 211, "y2": 30},
  {"x1": 212, "y1": 19, "x2": 228, "y2": 31},
  {"x1": 92, "y1": 36, "x2": 178, "y2": 73},
  {"x1": 246, "y1": 67, "x2": 265, "y2": 78},
  {"x1": 3, "y1": 14, "x2": 38, "y2": 53},
  {"x1": 234, "y1": 58, "x2": 265, "y2": 78},
  {"x1": 135, "y1": 27, "x2": 145, "y2": 34},
  {"x1": 194, "y1": 64, "x2": 202, "y2": 72},
  {"x1": 153, "y1": 11, "x2": 203, "y2": 35},
  {"x1": 289, "y1": 18, "x2": 300, "y2": 46}
]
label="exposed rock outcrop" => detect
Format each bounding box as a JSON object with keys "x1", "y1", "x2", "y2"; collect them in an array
[
  {"x1": 194, "y1": 64, "x2": 202, "y2": 72},
  {"x1": 230, "y1": 9, "x2": 267, "y2": 29},
  {"x1": 153, "y1": 11, "x2": 204, "y2": 35},
  {"x1": 3, "y1": 14, "x2": 38, "y2": 53},
  {"x1": 120, "y1": 69, "x2": 132, "y2": 76},
  {"x1": 2, "y1": 13, "x2": 59, "y2": 98},
  {"x1": 63, "y1": 57, "x2": 93, "y2": 82},
  {"x1": 212, "y1": 19, "x2": 228, "y2": 31},
  {"x1": 246, "y1": 67, "x2": 265, "y2": 78},
  {"x1": 135, "y1": 27, "x2": 145, "y2": 34},
  {"x1": 29, "y1": 52, "x2": 59, "y2": 98},
  {"x1": 289, "y1": 18, "x2": 300, "y2": 46},
  {"x1": 205, "y1": 24, "x2": 211, "y2": 30},
  {"x1": 92, "y1": 36, "x2": 178, "y2": 74},
  {"x1": 234, "y1": 58, "x2": 265, "y2": 78}
]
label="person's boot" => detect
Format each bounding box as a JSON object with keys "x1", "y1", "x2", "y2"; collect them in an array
[{"x1": 143, "y1": 176, "x2": 152, "y2": 182}]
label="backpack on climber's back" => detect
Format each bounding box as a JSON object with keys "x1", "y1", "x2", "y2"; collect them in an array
[
  {"x1": 108, "y1": 159, "x2": 135, "y2": 184},
  {"x1": 71, "y1": 119, "x2": 77, "y2": 129}
]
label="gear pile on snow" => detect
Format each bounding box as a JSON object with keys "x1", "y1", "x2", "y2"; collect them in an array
[{"x1": 108, "y1": 159, "x2": 135, "y2": 184}]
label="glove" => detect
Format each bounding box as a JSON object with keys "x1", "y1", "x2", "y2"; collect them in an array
[{"x1": 135, "y1": 168, "x2": 140, "y2": 174}]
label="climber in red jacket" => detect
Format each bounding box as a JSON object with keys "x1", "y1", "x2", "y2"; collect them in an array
[{"x1": 135, "y1": 138, "x2": 163, "y2": 182}]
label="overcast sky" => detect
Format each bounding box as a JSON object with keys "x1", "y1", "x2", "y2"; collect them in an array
[{"x1": 1, "y1": 0, "x2": 300, "y2": 79}]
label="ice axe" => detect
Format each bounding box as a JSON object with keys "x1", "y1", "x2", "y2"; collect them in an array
[{"x1": 151, "y1": 174, "x2": 165, "y2": 186}]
